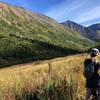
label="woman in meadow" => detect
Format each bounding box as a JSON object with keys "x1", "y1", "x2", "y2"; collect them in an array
[{"x1": 83, "y1": 48, "x2": 100, "y2": 100}]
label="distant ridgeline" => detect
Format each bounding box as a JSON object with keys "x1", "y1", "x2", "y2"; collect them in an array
[{"x1": 61, "y1": 20, "x2": 100, "y2": 41}]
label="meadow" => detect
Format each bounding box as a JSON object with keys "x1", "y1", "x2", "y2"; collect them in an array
[{"x1": 0, "y1": 53, "x2": 97, "y2": 100}]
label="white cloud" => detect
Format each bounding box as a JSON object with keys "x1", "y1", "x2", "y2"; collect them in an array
[
  {"x1": 44, "y1": 0, "x2": 86, "y2": 21},
  {"x1": 44, "y1": 0, "x2": 100, "y2": 25},
  {"x1": 74, "y1": 5, "x2": 100, "y2": 23}
]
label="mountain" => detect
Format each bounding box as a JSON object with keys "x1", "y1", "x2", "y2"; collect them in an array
[
  {"x1": 88, "y1": 24, "x2": 100, "y2": 40},
  {"x1": 61, "y1": 20, "x2": 87, "y2": 34},
  {"x1": 0, "y1": 2, "x2": 96, "y2": 67},
  {"x1": 61, "y1": 20, "x2": 100, "y2": 41},
  {"x1": 89, "y1": 24, "x2": 100, "y2": 31}
]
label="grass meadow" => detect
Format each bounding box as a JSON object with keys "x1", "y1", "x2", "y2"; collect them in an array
[{"x1": 0, "y1": 53, "x2": 97, "y2": 100}]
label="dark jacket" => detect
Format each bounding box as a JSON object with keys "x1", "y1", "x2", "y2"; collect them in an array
[{"x1": 84, "y1": 59, "x2": 100, "y2": 88}]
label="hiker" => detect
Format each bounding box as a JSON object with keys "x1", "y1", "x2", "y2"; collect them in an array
[{"x1": 83, "y1": 48, "x2": 100, "y2": 100}]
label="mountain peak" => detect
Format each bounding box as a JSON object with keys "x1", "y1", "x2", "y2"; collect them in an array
[
  {"x1": 61, "y1": 20, "x2": 86, "y2": 35},
  {"x1": 89, "y1": 23, "x2": 100, "y2": 28},
  {"x1": 62, "y1": 20, "x2": 85, "y2": 28},
  {"x1": 88, "y1": 23, "x2": 100, "y2": 31},
  {"x1": 66, "y1": 20, "x2": 73, "y2": 22},
  {"x1": 62, "y1": 20, "x2": 76, "y2": 24}
]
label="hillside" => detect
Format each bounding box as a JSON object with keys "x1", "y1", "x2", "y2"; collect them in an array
[
  {"x1": 0, "y1": 2, "x2": 96, "y2": 67},
  {"x1": 61, "y1": 20, "x2": 100, "y2": 41}
]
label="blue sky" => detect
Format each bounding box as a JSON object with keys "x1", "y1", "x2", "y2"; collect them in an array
[{"x1": 0, "y1": 0, "x2": 100, "y2": 26}]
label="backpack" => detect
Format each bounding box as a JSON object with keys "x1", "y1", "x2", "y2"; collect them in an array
[{"x1": 83, "y1": 59, "x2": 95, "y2": 80}]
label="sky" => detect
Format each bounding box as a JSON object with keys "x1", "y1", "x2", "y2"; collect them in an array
[{"x1": 0, "y1": 0, "x2": 100, "y2": 26}]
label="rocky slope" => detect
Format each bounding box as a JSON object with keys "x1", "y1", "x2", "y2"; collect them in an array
[{"x1": 61, "y1": 20, "x2": 100, "y2": 41}]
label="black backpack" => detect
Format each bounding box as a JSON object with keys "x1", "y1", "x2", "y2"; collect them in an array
[{"x1": 83, "y1": 59, "x2": 95, "y2": 80}]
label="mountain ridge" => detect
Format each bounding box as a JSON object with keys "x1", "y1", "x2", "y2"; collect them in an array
[{"x1": 61, "y1": 20, "x2": 100, "y2": 41}]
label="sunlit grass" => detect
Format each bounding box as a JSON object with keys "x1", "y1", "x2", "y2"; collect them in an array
[{"x1": 0, "y1": 53, "x2": 99, "y2": 100}]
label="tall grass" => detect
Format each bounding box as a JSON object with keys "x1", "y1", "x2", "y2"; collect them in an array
[{"x1": 0, "y1": 54, "x2": 89, "y2": 100}]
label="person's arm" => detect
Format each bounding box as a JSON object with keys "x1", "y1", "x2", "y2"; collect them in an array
[{"x1": 97, "y1": 61, "x2": 100, "y2": 76}]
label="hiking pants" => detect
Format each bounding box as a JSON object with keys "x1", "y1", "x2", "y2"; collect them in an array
[
  {"x1": 85, "y1": 88, "x2": 100, "y2": 100},
  {"x1": 85, "y1": 88, "x2": 98, "y2": 100}
]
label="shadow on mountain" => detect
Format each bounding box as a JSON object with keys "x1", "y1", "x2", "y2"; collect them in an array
[{"x1": 0, "y1": 39, "x2": 82, "y2": 68}]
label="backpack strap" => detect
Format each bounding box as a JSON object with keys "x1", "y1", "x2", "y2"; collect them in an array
[{"x1": 83, "y1": 59, "x2": 94, "y2": 78}]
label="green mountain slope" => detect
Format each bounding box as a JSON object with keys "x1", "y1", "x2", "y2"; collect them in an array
[{"x1": 0, "y1": 2, "x2": 96, "y2": 67}]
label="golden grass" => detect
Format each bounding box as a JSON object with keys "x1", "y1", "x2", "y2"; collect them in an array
[{"x1": 0, "y1": 53, "x2": 99, "y2": 100}]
